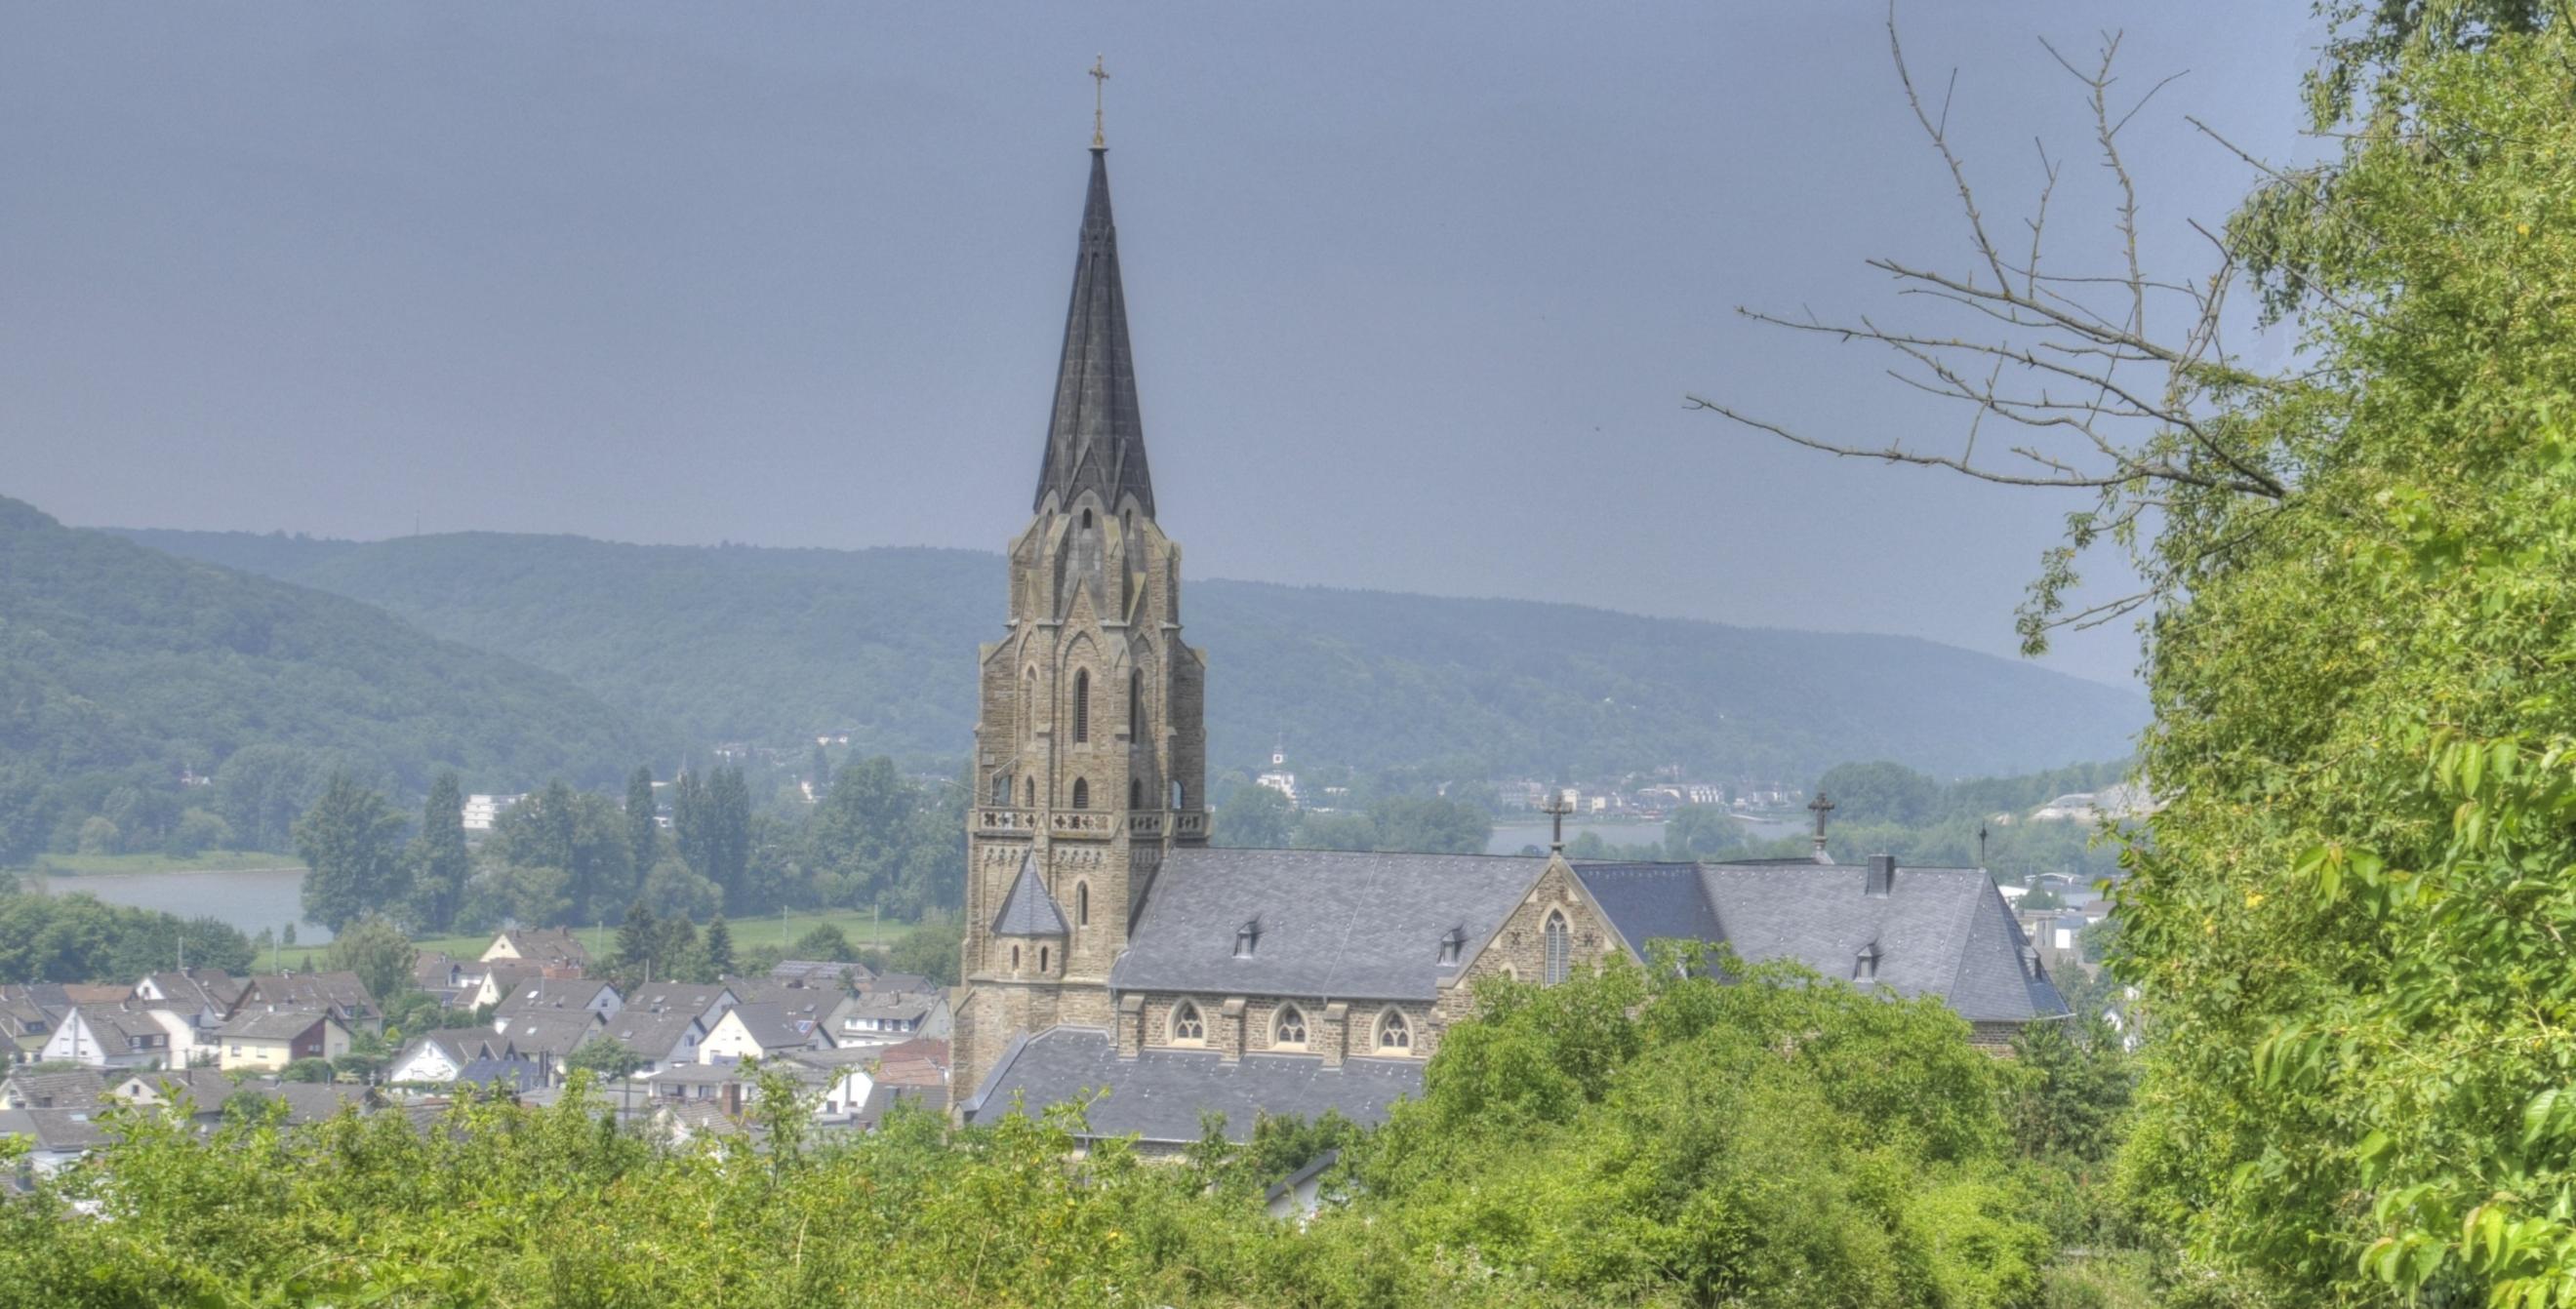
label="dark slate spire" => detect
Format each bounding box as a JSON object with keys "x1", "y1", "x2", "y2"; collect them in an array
[{"x1": 1033, "y1": 148, "x2": 1154, "y2": 518}]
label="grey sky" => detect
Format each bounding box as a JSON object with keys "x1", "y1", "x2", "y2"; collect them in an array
[{"x1": 0, "y1": 3, "x2": 2321, "y2": 688}]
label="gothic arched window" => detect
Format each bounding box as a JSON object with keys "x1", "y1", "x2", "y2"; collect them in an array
[
  {"x1": 1025, "y1": 776, "x2": 1035, "y2": 807},
  {"x1": 990, "y1": 773, "x2": 1010, "y2": 806},
  {"x1": 1010, "y1": 944, "x2": 1022, "y2": 972},
  {"x1": 1170, "y1": 780, "x2": 1185, "y2": 810},
  {"x1": 1071, "y1": 778, "x2": 1090, "y2": 810},
  {"x1": 1273, "y1": 1005, "x2": 1308, "y2": 1049},
  {"x1": 1038, "y1": 946, "x2": 1050, "y2": 973},
  {"x1": 1129, "y1": 670, "x2": 1144, "y2": 738},
  {"x1": 1171, "y1": 1001, "x2": 1206, "y2": 1045},
  {"x1": 1074, "y1": 881, "x2": 1090, "y2": 927},
  {"x1": 1072, "y1": 670, "x2": 1091, "y2": 742},
  {"x1": 1375, "y1": 1009, "x2": 1412, "y2": 1052},
  {"x1": 1544, "y1": 911, "x2": 1571, "y2": 985},
  {"x1": 1129, "y1": 778, "x2": 1144, "y2": 810}
]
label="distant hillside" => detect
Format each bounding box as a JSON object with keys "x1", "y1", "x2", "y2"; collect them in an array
[
  {"x1": 119, "y1": 527, "x2": 2147, "y2": 780},
  {"x1": 1, "y1": 499, "x2": 657, "y2": 799}
]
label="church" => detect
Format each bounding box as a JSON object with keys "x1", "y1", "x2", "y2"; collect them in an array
[{"x1": 951, "y1": 141, "x2": 2069, "y2": 1149}]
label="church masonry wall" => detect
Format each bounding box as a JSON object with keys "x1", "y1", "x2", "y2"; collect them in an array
[{"x1": 1432, "y1": 860, "x2": 1622, "y2": 1040}]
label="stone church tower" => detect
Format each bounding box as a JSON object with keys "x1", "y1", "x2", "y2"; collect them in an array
[{"x1": 952, "y1": 145, "x2": 1209, "y2": 1099}]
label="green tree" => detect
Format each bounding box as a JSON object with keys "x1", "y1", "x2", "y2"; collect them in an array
[
  {"x1": 1213, "y1": 783, "x2": 1295, "y2": 849},
  {"x1": 886, "y1": 925, "x2": 961, "y2": 987},
  {"x1": 322, "y1": 915, "x2": 417, "y2": 1010},
  {"x1": 1363, "y1": 794, "x2": 1490, "y2": 854},
  {"x1": 293, "y1": 772, "x2": 407, "y2": 933},
  {"x1": 565, "y1": 1037, "x2": 643, "y2": 1081},
  {"x1": 624, "y1": 765, "x2": 659, "y2": 872},
  {"x1": 1814, "y1": 761, "x2": 1942, "y2": 827},
  {"x1": 611, "y1": 900, "x2": 659, "y2": 981},
  {"x1": 1661, "y1": 803, "x2": 1747, "y2": 859},
  {"x1": 702, "y1": 914, "x2": 734, "y2": 978},
  {"x1": 407, "y1": 772, "x2": 470, "y2": 933},
  {"x1": 791, "y1": 924, "x2": 855, "y2": 963}
]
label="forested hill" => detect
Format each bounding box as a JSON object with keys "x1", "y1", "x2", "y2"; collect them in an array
[
  {"x1": 0, "y1": 498, "x2": 657, "y2": 800},
  {"x1": 119, "y1": 526, "x2": 2147, "y2": 779}
]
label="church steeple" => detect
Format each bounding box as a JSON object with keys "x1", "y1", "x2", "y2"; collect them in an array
[{"x1": 1033, "y1": 148, "x2": 1154, "y2": 519}]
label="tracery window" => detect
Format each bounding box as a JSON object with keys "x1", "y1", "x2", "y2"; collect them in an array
[
  {"x1": 1375, "y1": 1009, "x2": 1412, "y2": 1052},
  {"x1": 1273, "y1": 1005, "x2": 1308, "y2": 1049},
  {"x1": 1544, "y1": 911, "x2": 1571, "y2": 985},
  {"x1": 1171, "y1": 1001, "x2": 1206, "y2": 1044}
]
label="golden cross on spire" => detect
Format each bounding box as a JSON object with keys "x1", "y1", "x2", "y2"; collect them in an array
[{"x1": 1089, "y1": 55, "x2": 1110, "y2": 148}]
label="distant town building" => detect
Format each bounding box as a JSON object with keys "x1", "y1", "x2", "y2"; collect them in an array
[{"x1": 461, "y1": 793, "x2": 523, "y2": 832}]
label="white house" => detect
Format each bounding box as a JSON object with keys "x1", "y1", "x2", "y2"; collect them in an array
[
  {"x1": 698, "y1": 1004, "x2": 823, "y2": 1065},
  {"x1": 40, "y1": 1006, "x2": 175, "y2": 1070}
]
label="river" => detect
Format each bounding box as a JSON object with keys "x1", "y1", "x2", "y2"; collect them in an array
[{"x1": 34, "y1": 866, "x2": 332, "y2": 942}]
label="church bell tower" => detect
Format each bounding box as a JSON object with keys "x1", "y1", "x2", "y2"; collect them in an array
[{"x1": 953, "y1": 142, "x2": 1209, "y2": 1099}]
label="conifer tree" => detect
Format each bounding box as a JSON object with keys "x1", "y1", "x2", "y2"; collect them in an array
[
  {"x1": 294, "y1": 772, "x2": 407, "y2": 933},
  {"x1": 614, "y1": 900, "x2": 659, "y2": 981},
  {"x1": 409, "y1": 772, "x2": 470, "y2": 932},
  {"x1": 624, "y1": 766, "x2": 659, "y2": 872},
  {"x1": 704, "y1": 913, "x2": 735, "y2": 980}
]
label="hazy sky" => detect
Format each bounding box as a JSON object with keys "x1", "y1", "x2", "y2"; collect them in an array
[{"x1": 0, "y1": 3, "x2": 2323, "y2": 688}]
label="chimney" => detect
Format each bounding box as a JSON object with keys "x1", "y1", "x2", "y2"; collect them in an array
[{"x1": 1864, "y1": 854, "x2": 1896, "y2": 898}]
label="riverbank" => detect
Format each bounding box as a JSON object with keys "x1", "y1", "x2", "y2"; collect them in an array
[{"x1": 20, "y1": 850, "x2": 307, "y2": 877}]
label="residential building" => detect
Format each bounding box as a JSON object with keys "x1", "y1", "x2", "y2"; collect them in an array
[
  {"x1": 479, "y1": 928, "x2": 591, "y2": 973},
  {"x1": 698, "y1": 1003, "x2": 823, "y2": 1064},
  {"x1": 41, "y1": 1005, "x2": 176, "y2": 1070},
  {"x1": 215, "y1": 1010, "x2": 349, "y2": 1072}
]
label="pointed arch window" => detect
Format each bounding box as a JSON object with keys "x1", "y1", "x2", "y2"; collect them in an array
[
  {"x1": 1170, "y1": 781, "x2": 1185, "y2": 810},
  {"x1": 1072, "y1": 670, "x2": 1091, "y2": 742},
  {"x1": 1544, "y1": 912, "x2": 1571, "y2": 985},
  {"x1": 1375, "y1": 1009, "x2": 1412, "y2": 1052},
  {"x1": 1171, "y1": 1000, "x2": 1206, "y2": 1045},
  {"x1": 1129, "y1": 670, "x2": 1145, "y2": 738},
  {"x1": 990, "y1": 773, "x2": 1011, "y2": 806},
  {"x1": 1129, "y1": 778, "x2": 1144, "y2": 810},
  {"x1": 1074, "y1": 882, "x2": 1090, "y2": 927},
  {"x1": 1038, "y1": 946, "x2": 1051, "y2": 973},
  {"x1": 1025, "y1": 776, "x2": 1035, "y2": 807},
  {"x1": 1010, "y1": 944, "x2": 1022, "y2": 972},
  {"x1": 1071, "y1": 778, "x2": 1090, "y2": 810},
  {"x1": 1273, "y1": 1004, "x2": 1308, "y2": 1049}
]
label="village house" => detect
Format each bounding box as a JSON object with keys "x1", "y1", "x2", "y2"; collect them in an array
[
  {"x1": 492, "y1": 977, "x2": 622, "y2": 1024},
  {"x1": 698, "y1": 1003, "x2": 824, "y2": 1064},
  {"x1": 234, "y1": 972, "x2": 382, "y2": 1035},
  {"x1": 0, "y1": 1067, "x2": 106, "y2": 1112},
  {"x1": 41, "y1": 1004, "x2": 176, "y2": 1070},
  {"x1": 480, "y1": 928, "x2": 591, "y2": 974},
  {"x1": 216, "y1": 1009, "x2": 350, "y2": 1072}
]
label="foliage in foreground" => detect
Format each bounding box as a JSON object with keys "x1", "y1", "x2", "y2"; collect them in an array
[{"x1": 0, "y1": 963, "x2": 2061, "y2": 1308}]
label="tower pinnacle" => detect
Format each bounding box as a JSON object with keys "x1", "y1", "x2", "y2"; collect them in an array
[
  {"x1": 1032, "y1": 144, "x2": 1154, "y2": 518},
  {"x1": 1090, "y1": 56, "x2": 1110, "y2": 149}
]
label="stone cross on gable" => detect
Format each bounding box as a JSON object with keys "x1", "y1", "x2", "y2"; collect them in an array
[
  {"x1": 1808, "y1": 789, "x2": 1835, "y2": 864},
  {"x1": 1541, "y1": 793, "x2": 1575, "y2": 854}
]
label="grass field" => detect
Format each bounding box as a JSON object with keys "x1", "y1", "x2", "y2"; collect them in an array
[
  {"x1": 260, "y1": 906, "x2": 938, "y2": 972},
  {"x1": 26, "y1": 851, "x2": 308, "y2": 877}
]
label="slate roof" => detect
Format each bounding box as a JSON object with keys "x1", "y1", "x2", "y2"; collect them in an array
[
  {"x1": 141, "y1": 970, "x2": 242, "y2": 1012},
  {"x1": 238, "y1": 972, "x2": 380, "y2": 1023},
  {"x1": 1573, "y1": 858, "x2": 2068, "y2": 1022},
  {"x1": 1112, "y1": 849, "x2": 1547, "y2": 1002},
  {"x1": 493, "y1": 978, "x2": 617, "y2": 1018},
  {"x1": 490, "y1": 928, "x2": 590, "y2": 968},
  {"x1": 72, "y1": 1004, "x2": 172, "y2": 1051},
  {"x1": 218, "y1": 1008, "x2": 334, "y2": 1042},
  {"x1": 713, "y1": 1003, "x2": 818, "y2": 1053},
  {"x1": 600, "y1": 1006, "x2": 703, "y2": 1060},
  {"x1": 111, "y1": 1068, "x2": 237, "y2": 1112},
  {"x1": 991, "y1": 855, "x2": 1070, "y2": 937},
  {"x1": 497, "y1": 1009, "x2": 601, "y2": 1058},
  {"x1": 455, "y1": 1057, "x2": 543, "y2": 1093},
  {"x1": 1032, "y1": 147, "x2": 1154, "y2": 518},
  {"x1": 770, "y1": 959, "x2": 868, "y2": 988},
  {"x1": 623, "y1": 982, "x2": 736, "y2": 1022},
  {"x1": 2, "y1": 1068, "x2": 107, "y2": 1110},
  {"x1": 962, "y1": 1027, "x2": 1422, "y2": 1145},
  {"x1": 0, "y1": 1106, "x2": 111, "y2": 1151}
]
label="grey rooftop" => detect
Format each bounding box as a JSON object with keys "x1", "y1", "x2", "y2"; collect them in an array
[{"x1": 961, "y1": 1026, "x2": 1423, "y2": 1145}]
